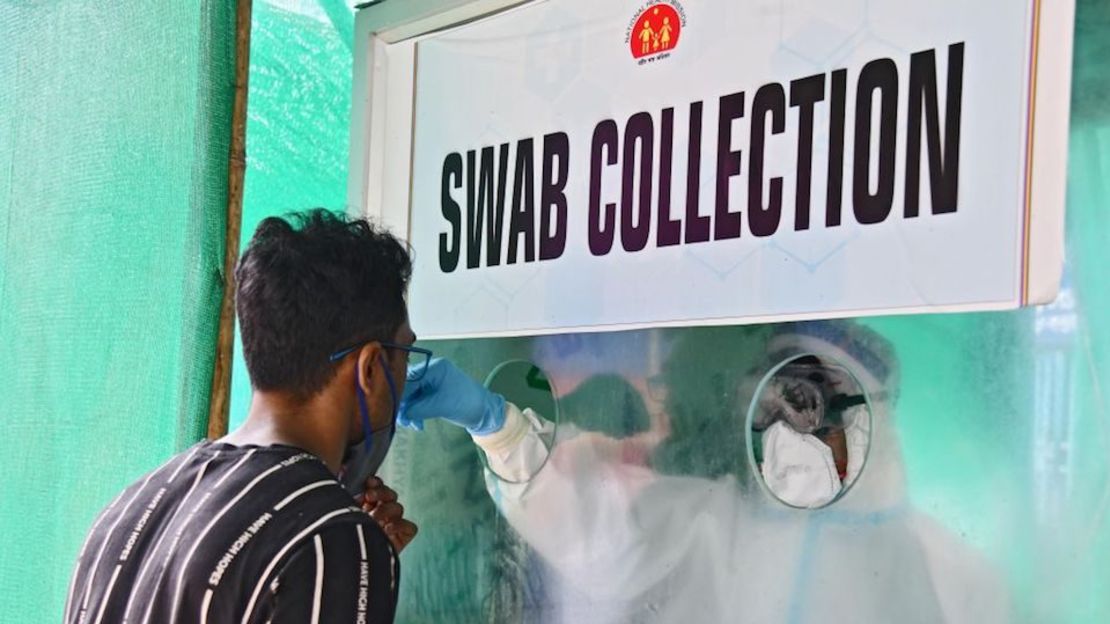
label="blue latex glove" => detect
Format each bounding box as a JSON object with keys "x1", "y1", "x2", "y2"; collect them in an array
[{"x1": 399, "y1": 358, "x2": 507, "y2": 435}]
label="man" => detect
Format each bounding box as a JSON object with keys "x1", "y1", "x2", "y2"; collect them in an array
[{"x1": 66, "y1": 210, "x2": 418, "y2": 623}]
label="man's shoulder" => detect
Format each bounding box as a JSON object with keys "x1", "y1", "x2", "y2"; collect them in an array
[
  {"x1": 84, "y1": 442, "x2": 210, "y2": 524},
  {"x1": 194, "y1": 444, "x2": 370, "y2": 544},
  {"x1": 85, "y1": 441, "x2": 355, "y2": 553},
  {"x1": 66, "y1": 442, "x2": 387, "y2": 624}
]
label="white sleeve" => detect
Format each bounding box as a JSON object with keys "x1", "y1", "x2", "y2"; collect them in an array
[
  {"x1": 471, "y1": 403, "x2": 554, "y2": 483},
  {"x1": 470, "y1": 403, "x2": 685, "y2": 600}
]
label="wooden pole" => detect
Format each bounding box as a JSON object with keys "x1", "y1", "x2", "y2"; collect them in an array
[{"x1": 207, "y1": 0, "x2": 253, "y2": 440}]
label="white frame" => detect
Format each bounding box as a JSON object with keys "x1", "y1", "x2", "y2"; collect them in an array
[
  {"x1": 347, "y1": 0, "x2": 1074, "y2": 339},
  {"x1": 1024, "y1": 0, "x2": 1074, "y2": 305},
  {"x1": 347, "y1": 0, "x2": 533, "y2": 237}
]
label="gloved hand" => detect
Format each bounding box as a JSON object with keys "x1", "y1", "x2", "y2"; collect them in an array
[{"x1": 399, "y1": 358, "x2": 507, "y2": 436}]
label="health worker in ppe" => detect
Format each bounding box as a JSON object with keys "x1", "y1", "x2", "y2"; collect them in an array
[
  {"x1": 400, "y1": 320, "x2": 1010, "y2": 623},
  {"x1": 749, "y1": 354, "x2": 872, "y2": 508}
]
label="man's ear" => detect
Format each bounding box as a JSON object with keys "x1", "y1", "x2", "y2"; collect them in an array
[{"x1": 356, "y1": 342, "x2": 384, "y2": 395}]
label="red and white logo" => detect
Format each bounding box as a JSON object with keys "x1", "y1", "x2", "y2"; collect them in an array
[{"x1": 627, "y1": 2, "x2": 684, "y2": 62}]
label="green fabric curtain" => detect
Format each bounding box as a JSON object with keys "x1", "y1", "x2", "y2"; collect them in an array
[{"x1": 0, "y1": 2, "x2": 235, "y2": 620}]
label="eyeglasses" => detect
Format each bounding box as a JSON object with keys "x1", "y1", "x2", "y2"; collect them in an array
[{"x1": 329, "y1": 341, "x2": 434, "y2": 381}]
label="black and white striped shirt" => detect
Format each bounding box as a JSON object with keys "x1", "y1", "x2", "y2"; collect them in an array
[{"x1": 65, "y1": 441, "x2": 398, "y2": 623}]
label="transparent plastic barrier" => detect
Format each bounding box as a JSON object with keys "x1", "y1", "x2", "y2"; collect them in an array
[{"x1": 379, "y1": 300, "x2": 1108, "y2": 623}]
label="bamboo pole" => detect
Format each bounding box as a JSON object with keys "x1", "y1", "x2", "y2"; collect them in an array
[{"x1": 207, "y1": 0, "x2": 253, "y2": 440}]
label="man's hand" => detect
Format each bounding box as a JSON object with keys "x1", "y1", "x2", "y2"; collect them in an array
[{"x1": 357, "y1": 477, "x2": 418, "y2": 552}]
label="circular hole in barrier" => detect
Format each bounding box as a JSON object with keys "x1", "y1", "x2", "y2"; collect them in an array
[
  {"x1": 745, "y1": 353, "x2": 873, "y2": 509},
  {"x1": 480, "y1": 360, "x2": 560, "y2": 483}
]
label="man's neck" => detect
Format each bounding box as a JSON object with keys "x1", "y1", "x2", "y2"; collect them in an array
[{"x1": 220, "y1": 390, "x2": 349, "y2": 475}]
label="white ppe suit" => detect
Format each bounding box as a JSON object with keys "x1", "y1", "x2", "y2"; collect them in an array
[{"x1": 471, "y1": 332, "x2": 1009, "y2": 623}]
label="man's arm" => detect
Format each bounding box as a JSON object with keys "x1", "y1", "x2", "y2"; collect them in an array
[{"x1": 265, "y1": 521, "x2": 398, "y2": 623}]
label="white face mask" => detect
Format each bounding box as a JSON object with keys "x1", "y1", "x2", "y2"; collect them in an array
[{"x1": 760, "y1": 420, "x2": 841, "y2": 508}]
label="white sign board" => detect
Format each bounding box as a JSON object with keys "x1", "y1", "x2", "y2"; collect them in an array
[{"x1": 373, "y1": 0, "x2": 1073, "y2": 339}]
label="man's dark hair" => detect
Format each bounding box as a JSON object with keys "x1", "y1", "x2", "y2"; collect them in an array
[{"x1": 235, "y1": 209, "x2": 412, "y2": 398}]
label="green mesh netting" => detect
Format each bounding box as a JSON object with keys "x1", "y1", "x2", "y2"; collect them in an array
[
  {"x1": 228, "y1": 0, "x2": 354, "y2": 429},
  {"x1": 0, "y1": 1, "x2": 234, "y2": 620}
]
